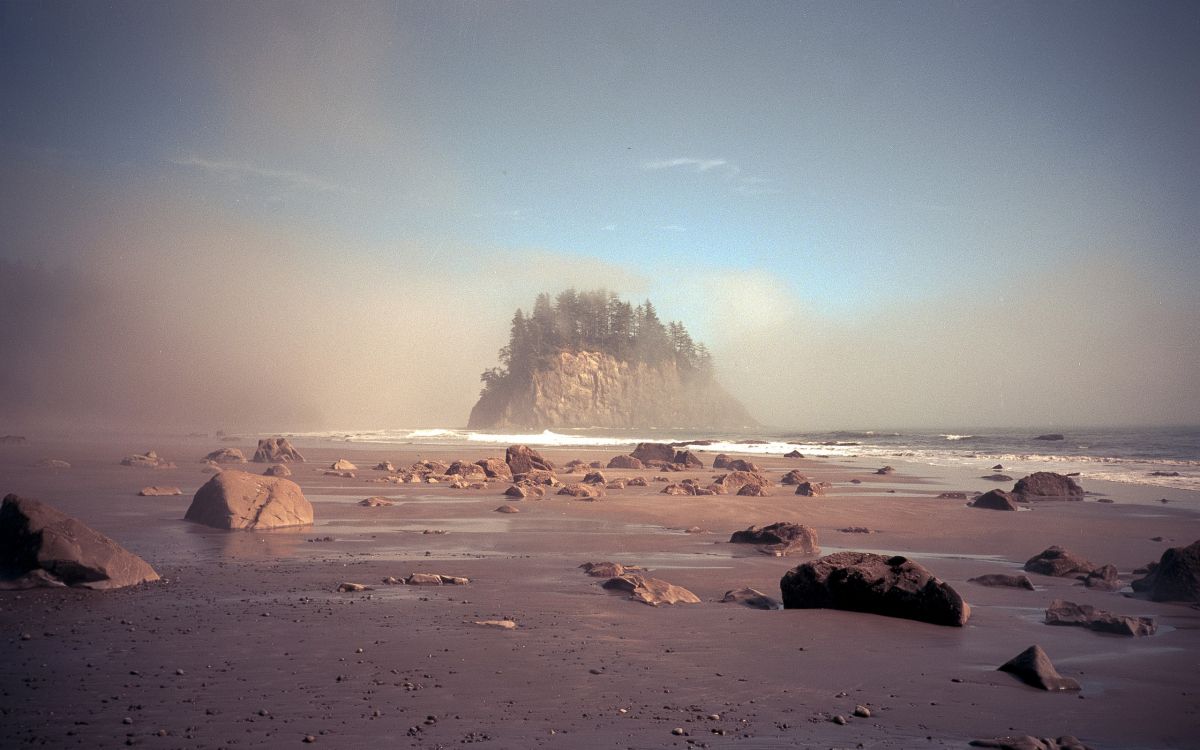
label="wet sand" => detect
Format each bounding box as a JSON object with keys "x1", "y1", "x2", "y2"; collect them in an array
[{"x1": 2, "y1": 438, "x2": 1198, "y2": 749}]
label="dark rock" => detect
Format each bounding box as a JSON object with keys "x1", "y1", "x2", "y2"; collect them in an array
[
  {"x1": 730, "y1": 522, "x2": 819, "y2": 555},
  {"x1": 709, "y1": 470, "x2": 771, "y2": 495},
  {"x1": 712, "y1": 454, "x2": 732, "y2": 469},
  {"x1": 725, "y1": 458, "x2": 761, "y2": 472},
  {"x1": 969, "y1": 574, "x2": 1035, "y2": 590},
  {"x1": 1024, "y1": 546, "x2": 1095, "y2": 577},
  {"x1": 720, "y1": 587, "x2": 782, "y2": 609},
  {"x1": 875, "y1": 466, "x2": 895, "y2": 475},
  {"x1": 1130, "y1": 540, "x2": 1200, "y2": 602},
  {"x1": 358, "y1": 496, "x2": 393, "y2": 507},
  {"x1": 1044, "y1": 599, "x2": 1156, "y2": 637},
  {"x1": 374, "y1": 461, "x2": 396, "y2": 472},
  {"x1": 997, "y1": 645, "x2": 1080, "y2": 691},
  {"x1": 1082, "y1": 564, "x2": 1121, "y2": 591},
  {"x1": 506, "y1": 444, "x2": 553, "y2": 475},
  {"x1": 504, "y1": 485, "x2": 527, "y2": 499},
  {"x1": 627, "y1": 476, "x2": 648, "y2": 487},
  {"x1": 0, "y1": 494, "x2": 160, "y2": 589},
  {"x1": 606, "y1": 455, "x2": 644, "y2": 470},
  {"x1": 1149, "y1": 471, "x2": 1181, "y2": 477},
  {"x1": 784, "y1": 450, "x2": 803, "y2": 458},
  {"x1": 992, "y1": 464, "x2": 1005, "y2": 470},
  {"x1": 631, "y1": 442, "x2": 676, "y2": 464},
  {"x1": 981, "y1": 474, "x2": 1014, "y2": 482},
  {"x1": 672, "y1": 450, "x2": 704, "y2": 469},
  {"x1": 794, "y1": 481, "x2": 828, "y2": 497},
  {"x1": 737, "y1": 483, "x2": 770, "y2": 496},
  {"x1": 252, "y1": 437, "x2": 304, "y2": 463},
  {"x1": 1034, "y1": 434, "x2": 1065, "y2": 441},
  {"x1": 780, "y1": 469, "x2": 808, "y2": 485},
  {"x1": 602, "y1": 574, "x2": 700, "y2": 606},
  {"x1": 780, "y1": 551, "x2": 970, "y2": 626},
  {"x1": 582, "y1": 471, "x2": 606, "y2": 485},
  {"x1": 971, "y1": 489, "x2": 1020, "y2": 511},
  {"x1": 839, "y1": 527, "x2": 874, "y2": 534},
  {"x1": 446, "y1": 460, "x2": 487, "y2": 479},
  {"x1": 1013, "y1": 472, "x2": 1083, "y2": 501},
  {"x1": 185, "y1": 470, "x2": 313, "y2": 530},
  {"x1": 660, "y1": 482, "x2": 695, "y2": 496}
]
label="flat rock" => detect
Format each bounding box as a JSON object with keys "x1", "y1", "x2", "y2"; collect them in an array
[
  {"x1": 558, "y1": 482, "x2": 602, "y2": 499},
  {"x1": 720, "y1": 587, "x2": 782, "y2": 609},
  {"x1": 252, "y1": 437, "x2": 304, "y2": 463},
  {"x1": 263, "y1": 464, "x2": 292, "y2": 477},
  {"x1": 997, "y1": 645, "x2": 1080, "y2": 691},
  {"x1": 780, "y1": 551, "x2": 969, "y2": 626},
  {"x1": 972, "y1": 489, "x2": 1020, "y2": 511},
  {"x1": 937, "y1": 492, "x2": 969, "y2": 499},
  {"x1": 602, "y1": 574, "x2": 701, "y2": 606},
  {"x1": 358, "y1": 496, "x2": 394, "y2": 507},
  {"x1": 185, "y1": 470, "x2": 313, "y2": 530},
  {"x1": 337, "y1": 582, "x2": 370, "y2": 592},
  {"x1": 495, "y1": 504, "x2": 520, "y2": 513},
  {"x1": 330, "y1": 459, "x2": 358, "y2": 471},
  {"x1": 981, "y1": 474, "x2": 1014, "y2": 482},
  {"x1": 579, "y1": 561, "x2": 641, "y2": 577},
  {"x1": 404, "y1": 573, "x2": 469, "y2": 585},
  {"x1": 0, "y1": 494, "x2": 160, "y2": 589},
  {"x1": 1013, "y1": 472, "x2": 1083, "y2": 501},
  {"x1": 138, "y1": 486, "x2": 182, "y2": 497},
  {"x1": 730, "y1": 522, "x2": 819, "y2": 556},
  {"x1": 1045, "y1": 599, "x2": 1156, "y2": 636},
  {"x1": 121, "y1": 450, "x2": 175, "y2": 469},
  {"x1": 474, "y1": 619, "x2": 516, "y2": 629},
  {"x1": 1131, "y1": 539, "x2": 1200, "y2": 602},
  {"x1": 203, "y1": 448, "x2": 247, "y2": 464},
  {"x1": 969, "y1": 573, "x2": 1035, "y2": 590},
  {"x1": 34, "y1": 458, "x2": 71, "y2": 469},
  {"x1": 970, "y1": 736, "x2": 1093, "y2": 750},
  {"x1": 1024, "y1": 546, "x2": 1095, "y2": 577}
]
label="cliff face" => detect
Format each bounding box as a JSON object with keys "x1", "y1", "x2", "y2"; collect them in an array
[{"x1": 467, "y1": 350, "x2": 756, "y2": 430}]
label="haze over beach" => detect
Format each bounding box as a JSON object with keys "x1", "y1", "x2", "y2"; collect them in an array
[{"x1": 3, "y1": 3, "x2": 1200, "y2": 750}]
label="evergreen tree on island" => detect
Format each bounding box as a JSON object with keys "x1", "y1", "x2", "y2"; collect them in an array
[{"x1": 468, "y1": 289, "x2": 753, "y2": 430}]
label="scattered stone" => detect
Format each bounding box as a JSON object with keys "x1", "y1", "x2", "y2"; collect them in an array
[
  {"x1": 1013, "y1": 472, "x2": 1083, "y2": 501},
  {"x1": 34, "y1": 458, "x2": 71, "y2": 469},
  {"x1": 780, "y1": 469, "x2": 808, "y2": 485},
  {"x1": 358, "y1": 496, "x2": 394, "y2": 507},
  {"x1": 627, "y1": 477, "x2": 648, "y2": 487},
  {"x1": 672, "y1": 450, "x2": 704, "y2": 469},
  {"x1": 580, "y1": 561, "x2": 642, "y2": 577},
  {"x1": 831, "y1": 715, "x2": 847, "y2": 726},
  {"x1": 514, "y1": 469, "x2": 558, "y2": 487},
  {"x1": 121, "y1": 450, "x2": 176, "y2": 469},
  {"x1": 992, "y1": 464, "x2": 1005, "y2": 470},
  {"x1": 1024, "y1": 546, "x2": 1095, "y2": 577},
  {"x1": 473, "y1": 619, "x2": 516, "y2": 629},
  {"x1": 0, "y1": 494, "x2": 160, "y2": 589},
  {"x1": 720, "y1": 587, "x2": 782, "y2": 609},
  {"x1": 981, "y1": 474, "x2": 1014, "y2": 482},
  {"x1": 969, "y1": 573, "x2": 1035, "y2": 590},
  {"x1": 404, "y1": 573, "x2": 469, "y2": 585},
  {"x1": 853, "y1": 705, "x2": 871, "y2": 718},
  {"x1": 730, "y1": 522, "x2": 819, "y2": 556},
  {"x1": 709, "y1": 470, "x2": 772, "y2": 495},
  {"x1": 631, "y1": 442, "x2": 676, "y2": 464},
  {"x1": 446, "y1": 460, "x2": 487, "y2": 479},
  {"x1": 997, "y1": 645, "x2": 1080, "y2": 691},
  {"x1": 780, "y1": 551, "x2": 970, "y2": 626},
  {"x1": 660, "y1": 483, "x2": 694, "y2": 496},
  {"x1": 252, "y1": 437, "x2": 304, "y2": 463},
  {"x1": 204, "y1": 448, "x2": 247, "y2": 464},
  {"x1": 475, "y1": 457, "x2": 513, "y2": 480},
  {"x1": 506, "y1": 444, "x2": 553, "y2": 474},
  {"x1": 185, "y1": 470, "x2": 314, "y2": 530},
  {"x1": 323, "y1": 470, "x2": 355, "y2": 478},
  {"x1": 1149, "y1": 471, "x2": 1181, "y2": 477},
  {"x1": 495, "y1": 504, "x2": 520, "y2": 513},
  {"x1": 263, "y1": 464, "x2": 292, "y2": 478},
  {"x1": 138, "y1": 486, "x2": 182, "y2": 497},
  {"x1": 1131, "y1": 539, "x2": 1200, "y2": 602},
  {"x1": 605, "y1": 479, "x2": 626, "y2": 490},
  {"x1": 607, "y1": 455, "x2": 644, "y2": 470},
  {"x1": 337, "y1": 582, "x2": 370, "y2": 592},
  {"x1": 971, "y1": 489, "x2": 1020, "y2": 511},
  {"x1": 724, "y1": 458, "x2": 761, "y2": 472},
  {"x1": 839, "y1": 526, "x2": 874, "y2": 534},
  {"x1": 602, "y1": 574, "x2": 701, "y2": 606},
  {"x1": 1044, "y1": 599, "x2": 1156, "y2": 636}
]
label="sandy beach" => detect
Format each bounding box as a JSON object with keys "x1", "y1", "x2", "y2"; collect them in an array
[{"x1": 2, "y1": 437, "x2": 1198, "y2": 749}]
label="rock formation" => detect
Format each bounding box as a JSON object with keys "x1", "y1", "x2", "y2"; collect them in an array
[
  {"x1": 204, "y1": 447, "x2": 247, "y2": 464},
  {"x1": 252, "y1": 437, "x2": 305, "y2": 463},
  {"x1": 997, "y1": 645, "x2": 1080, "y2": 691},
  {"x1": 1012, "y1": 472, "x2": 1083, "y2": 501},
  {"x1": 185, "y1": 470, "x2": 313, "y2": 530},
  {"x1": 505, "y1": 444, "x2": 553, "y2": 475},
  {"x1": 1044, "y1": 599, "x2": 1156, "y2": 636},
  {"x1": 1024, "y1": 546, "x2": 1095, "y2": 577},
  {"x1": 780, "y1": 551, "x2": 969, "y2": 626},
  {"x1": 602, "y1": 574, "x2": 701, "y2": 606},
  {"x1": 720, "y1": 587, "x2": 782, "y2": 609},
  {"x1": 971, "y1": 489, "x2": 1020, "y2": 511},
  {"x1": 730, "y1": 522, "x2": 819, "y2": 556},
  {"x1": 0, "y1": 494, "x2": 160, "y2": 589},
  {"x1": 1131, "y1": 539, "x2": 1200, "y2": 602}
]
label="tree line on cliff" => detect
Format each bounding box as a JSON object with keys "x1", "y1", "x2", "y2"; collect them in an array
[{"x1": 479, "y1": 289, "x2": 714, "y2": 396}]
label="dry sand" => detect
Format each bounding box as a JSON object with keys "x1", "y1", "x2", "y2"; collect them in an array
[{"x1": 2, "y1": 438, "x2": 1198, "y2": 749}]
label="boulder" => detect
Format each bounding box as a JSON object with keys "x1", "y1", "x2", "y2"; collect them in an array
[
  {"x1": 660, "y1": 483, "x2": 695, "y2": 496},
  {"x1": 968, "y1": 573, "x2": 1035, "y2": 590},
  {"x1": 263, "y1": 464, "x2": 292, "y2": 478},
  {"x1": 1013, "y1": 472, "x2": 1083, "y2": 501},
  {"x1": 780, "y1": 469, "x2": 808, "y2": 485},
  {"x1": 780, "y1": 551, "x2": 970, "y2": 626},
  {"x1": 606, "y1": 479, "x2": 626, "y2": 490},
  {"x1": 630, "y1": 442, "x2": 676, "y2": 464},
  {"x1": 121, "y1": 450, "x2": 175, "y2": 469},
  {"x1": 970, "y1": 736, "x2": 1093, "y2": 750},
  {"x1": 627, "y1": 476, "x2": 648, "y2": 487},
  {"x1": 937, "y1": 491, "x2": 969, "y2": 499},
  {"x1": 602, "y1": 574, "x2": 701, "y2": 606},
  {"x1": 607, "y1": 455, "x2": 644, "y2": 470},
  {"x1": 563, "y1": 459, "x2": 588, "y2": 472},
  {"x1": 784, "y1": 450, "x2": 803, "y2": 458},
  {"x1": 34, "y1": 458, "x2": 71, "y2": 469},
  {"x1": 1082, "y1": 564, "x2": 1121, "y2": 591},
  {"x1": 1131, "y1": 540, "x2": 1200, "y2": 602},
  {"x1": 997, "y1": 645, "x2": 1080, "y2": 691},
  {"x1": 330, "y1": 459, "x2": 357, "y2": 471},
  {"x1": 185, "y1": 470, "x2": 313, "y2": 530},
  {"x1": 324, "y1": 470, "x2": 355, "y2": 478},
  {"x1": 730, "y1": 522, "x2": 819, "y2": 556},
  {"x1": 252, "y1": 437, "x2": 304, "y2": 463},
  {"x1": 712, "y1": 454, "x2": 732, "y2": 469},
  {"x1": 725, "y1": 458, "x2": 761, "y2": 473},
  {"x1": 558, "y1": 482, "x2": 602, "y2": 499},
  {"x1": 138, "y1": 486, "x2": 181, "y2": 497},
  {"x1": 475, "y1": 457, "x2": 513, "y2": 480},
  {"x1": 506, "y1": 444, "x2": 552, "y2": 475},
  {"x1": 971, "y1": 489, "x2": 1020, "y2": 511},
  {"x1": 794, "y1": 481, "x2": 829, "y2": 497},
  {"x1": 582, "y1": 471, "x2": 606, "y2": 485},
  {"x1": 1024, "y1": 546, "x2": 1095, "y2": 577},
  {"x1": 504, "y1": 485, "x2": 527, "y2": 499},
  {"x1": 337, "y1": 582, "x2": 369, "y2": 592},
  {"x1": 579, "y1": 561, "x2": 641, "y2": 578},
  {"x1": 204, "y1": 448, "x2": 247, "y2": 464},
  {"x1": 1044, "y1": 599, "x2": 1156, "y2": 637},
  {"x1": 446, "y1": 460, "x2": 487, "y2": 479},
  {"x1": 721, "y1": 587, "x2": 783, "y2": 610},
  {"x1": 710, "y1": 470, "x2": 771, "y2": 495},
  {"x1": 875, "y1": 466, "x2": 895, "y2": 475},
  {"x1": 415, "y1": 459, "x2": 448, "y2": 474},
  {"x1": 672, "y1": 450, "x2": 704, "y2": 469},
  {"x1": 737, "y1": 483, "x2": 770, "y2": 496},
  {"x1": 514, "y1": 468, "x2": 557, "y2": 486},
  {"x1": 0, "y1": 494, "x2": 160, "y2": 589}
]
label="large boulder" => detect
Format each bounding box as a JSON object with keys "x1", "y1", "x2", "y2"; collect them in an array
[
  {"x1": 263, "y1": 464, "x2": 292, "y2": 478},
  {"x1": 730, "y1": 522, "x2": 819, "y2": 556},
  {"x1": 1131, "y1": 539, "x2": 1200, "y2": 602},
  {"x1": 185, "y1": 470, "x2": 313, "y2": 530},
  {"x1": 606, "y1": 455, "x2": 644, "y2": 470},
  {"x1": 780, "y1": 551, "x2": 970, "y2": 626},
  {"x1": 0, "y1": 494, "x2": 160, "y2": 589},
  {"x1": 997, "y1": 645, "x2": 1080, "y2": 691},
  {"x1": 1024, "y1": 546, "x2": 1095, "y2": 577},
  {"x1": 204, "y1": 448, "x2": 247, "y2": 464},
  {"x1": 971, "y1": 489, "x2": 1020, "y2": 511},
  {"x1": 709, "y1": 470, "x2": 771, "y2": 495},
  {"x1": 630, "y1": 442, "x2": 676, "y2": 464},
  {"x1": 475, "y1": 458, "x2": 513, "y2": 480},
  {"x1": 1012, "y1": 472, "x2": 1083, "y2": 501},
  {"x1": 252, "y1": 437, "x2": 305, "y2": 463},
  {"x1": 780, "y1": 469, "x2": 808, "y2": 485},
  {"x1": 602, "y1": 574, "x2": 701, "y2": 606},
  {"x1": 506, "y1": 444, "x2": 553, "y2": 475},
  {"x1": 1044, "y1": 599, "x2": 1156, "y2": 637}
]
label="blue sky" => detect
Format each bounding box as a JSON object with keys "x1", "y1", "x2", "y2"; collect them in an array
[{"x1": 1, "y1": 1, "x2": 1198, "y2": 429}]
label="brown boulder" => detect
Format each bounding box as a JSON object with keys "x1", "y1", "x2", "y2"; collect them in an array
[
  {"x1": 712, "y1": 453, "x2": 732, "y2": 469},
  {"x1": 672, "y1": 450, "x2": 704, "y2": 469},
  {"x1": 875, "y1": 466, "x2": 895, "y2": 475},
  {"x1": 446, "y1": 460, "x2": 487, "y2": 479},
  {"x1": 725, "y1": 458, "x2": 761, "y2": 472},
  {"x1": 660, "y1": 482, "x2": 695, "y2": 496},
  {"x1": 1044, "y1": 599, "x2": 1156, "y2": 637},
  {"x1": 475, "y1": 457, "x2": 513, "y2": 480},
  {"x1": 579, "y1": 561, "x2": 641, "y2": 577},
  {"x1": 720, "y1": 587, "x2": 782, "y2": 609},
  {"x1": 780, "y1": 551, "x2": 970, "y2": 626},
  {"x1": 514, "y1": 468, "x2": 557, "y2": 486},
  {"x1": 737, "y1": 483, "x2": 770, "y2": 496},
  {"x1": 1082, "y1": 564, "x2": 1121, "y2": 591},
  {"x1": 710, "y1": 470, "x2": 771, "y2": 495},
  {"x1": 780, "y1": 469, "x2": 808, "y2": 485},
  {"x1": 0, "y1": 494, "x2": 159, "y2": 589},
  {"x1": 602, "y1": 574, "x2": 701, "y2": 606},
  {"x1": 627, "y1": 476, "x2": 648, "y2": 487},
  {"x1": 1013, "y1": 472, "x2": 1083, "y2": 501},
  {"x1": 630, "y1": 442, "x2": 676, "y2": 464},
  {"x1": 252, "y1": 437, "x2": 304, "y2": 463},
  {"x1": 997, "y1": 645, "x2": 1080, "y2": 691},
  {"x1": 1024, "y1": 546, "x2": 1095, "y2": 577},
  {"x1": 263, "y1": 464, "x2": 292, "y2": 477},
  {"x1": 358, "y1": 496, "x2": 393, "y2": 507},
  {"x1": 606, "y1": 455, "x2": 644, "y2": 470},
  {"x1": 185, "y1": 470, "x2": 313, "y2": 530},
  {"x1": 582, "y1": 471, "x2": 606, "y2": 485},
  {"x1": 981, "y1": 474, "x2": 1014, "y2": 482},
  {"x1": 506, "y1": 444, "x2": 552, "y2": 475},
  {"x1": 204, "y1": 448, "x2": 247, "y2": 464},
  {"x1": 784, "y1": 450, "x2": 803, "y2": 458},
  {"x1": 971, "y1": 489, "x2": 1020, "y2": 511},
  {"x1": 730, "y1": 522, "x2": 819, "y2": 556},
  {"x1": 969, "y1": 573, "x2": 1035, "y2": 590},
  {"x1": 330, "y1": 459, "x2": 357, "y2": 471},
  {"x1": 558, "y1": 482, "x2": 602, "y2": 499},
  {"x1": 495, "y1": 504, "x2": 520, "y2": 513},
  {"x1": 138, "y1": 486, "x2": 181, "y2": 497},
  {"x1": 1131, "y1": 539, "x2": 1200, "y2": 602},
  {"x1": 794, "y1": 481, "x2": 829, "y2": 497},
  {"x1": 373, "y1": 461, "x2": 396, "y2": 472},
  {"x1": 504, "y1": 485, "x2": 527, "y2": 499}
]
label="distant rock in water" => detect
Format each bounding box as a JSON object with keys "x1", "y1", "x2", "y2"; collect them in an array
[
  {"x1": 467, "y1": 289, "x2": 755, "y2": 429},
  {"x1": 0, "y1": 494, "x2": 159, "y2": 589},
  {"x1": 1034, "y1": 434, "x2": 1065, "y2": 441}
]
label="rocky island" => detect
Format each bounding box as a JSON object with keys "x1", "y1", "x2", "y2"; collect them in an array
[{"x1": 467, "y1": 289, "x2": 756, "y2": 430}]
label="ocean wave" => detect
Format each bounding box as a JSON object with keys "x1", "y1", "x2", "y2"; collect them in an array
[{"x1": 939, "y1": 434, "x2": 975, "y2": 441}]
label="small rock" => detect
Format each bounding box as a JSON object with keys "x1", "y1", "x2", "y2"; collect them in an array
[
  {"x1": 473, "y1": 619, "x2": 516, "y2": 629},
  {"x1": 853, "y1": 705, "x2": 871, "y2": 718}
]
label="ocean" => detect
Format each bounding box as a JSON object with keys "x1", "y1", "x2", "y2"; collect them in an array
[{"x1": 284, "y1": 426, "x2": 1200, "y2": 493}]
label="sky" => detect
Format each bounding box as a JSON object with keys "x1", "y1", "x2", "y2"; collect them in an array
[{"x1": 1, "y1": 0, "x2": 1198, "y2": 433}]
